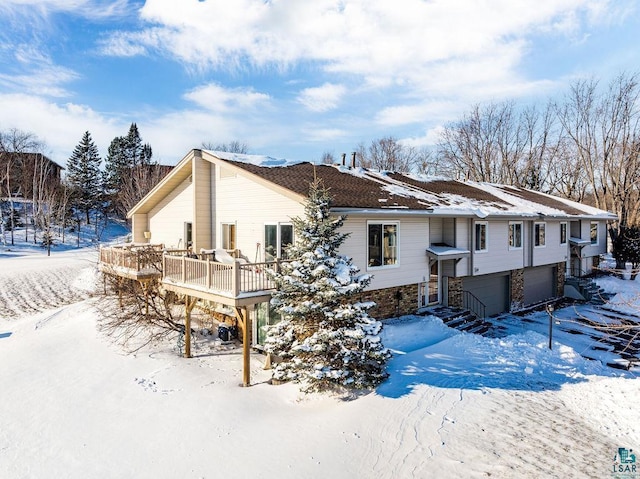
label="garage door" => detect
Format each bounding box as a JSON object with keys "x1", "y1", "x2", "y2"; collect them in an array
[
  {"x1": 524, "y1": 266, "x2": 556, "y2": 305},
  {"x1": 463, "y1": 273, "x2": 510, "y2": 317}
]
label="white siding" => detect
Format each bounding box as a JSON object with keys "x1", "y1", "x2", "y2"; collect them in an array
[
  {"x1": 472, "y1": 220, "x2": 524, "y2": 275},
  {"x1": 429, "y1": 217, "x2": 443, "y2": 244},
  {"x1": 131, "y1": 213, "x2": 148, "y2": 243},
  {"x1": 192, "y1": 155, "x2": 212, "y2": 252},
  {"x1": 340, "y1": 215, "x2": 429, "y2": 291},
  {"x1": 443, "y1": 218, "x2": 455, "y2": 245},
  {"x1": 215, "y1": 170, "x2": 304, "y2": 261},
  {"x1": 531, "y1": 220, "x2": 568, "y2": 267},
  {"x1": 456, "y1": 219, "x2": 471, "y2": 276},
  {"x1": 148, "y1": 176, "x2": 193, "y2": 248}
]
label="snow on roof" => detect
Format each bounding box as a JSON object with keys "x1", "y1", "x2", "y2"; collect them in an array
[
  {"x1": 204, "y1": 150, "x2": 303, "y2": 167},
  {"x1": 426, "y1": 245, "x2": 470, "y2": 258},
  {"x1": 209, "y1": 152, "x2": 615, "y2": 219}
]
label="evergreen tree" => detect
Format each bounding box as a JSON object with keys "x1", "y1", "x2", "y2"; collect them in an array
[
  {"x1": 264, "y1": 179, "x2": 390, "y2": 393},
  {"x1": 66, "y1": 131, "x2": 102, "y2": 224},
  {"x1": 103, "y1": 123, "x2": 154, "y2": 217}
]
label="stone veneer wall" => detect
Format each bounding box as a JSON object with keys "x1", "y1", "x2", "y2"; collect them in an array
[
  {"x1": 510, "y1": 269, "x2": 524, "y2": 310},
  {"x1": 356, "y1": 283, "x2": 419, "y2": 319},
  {"x1": 556, "y1": 262, "x2": 565, "y2": 296},
  {"x1": 447, "y1": 277, "x2": 463, "y2": 309}
]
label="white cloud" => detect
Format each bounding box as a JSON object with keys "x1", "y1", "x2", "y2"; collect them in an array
[
  {"x1": 105, "y1": 1, "x2": 619, "y2": 81},
  {"x1": 302, "y1": 127, "x2": 347, "y2": 142},
  {"x1": 297, "y1": 83, "x2": 346, "y2": 112},
  {"x1": 183, "y1": 83, "x2": 271, "y2": 112},
  {"x1": 0, "y1": 44, "x2": 79, "y2": 98},
  {"x1": 0, "y1": 94, "x2": 123, "y2": 166},
  {"x1": 0, "y1": 0, "x2": 132, "y2": 20}
]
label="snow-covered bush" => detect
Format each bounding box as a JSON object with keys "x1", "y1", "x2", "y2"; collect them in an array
[{"x1": 264, "y1": 179, "x2": 390, "y2": 393}]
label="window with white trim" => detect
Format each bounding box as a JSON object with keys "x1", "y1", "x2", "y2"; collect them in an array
[
  {"x1": 509, "y1": 222, "x2": 522, "y2": 249},
  {"x1": 264, "y1": 223, "x2": 293, "y2": 261},
  {"x1": 221, "y1": 223, "x2": 236, "y2": 250},
  {"x1": 560, "y1": 222, "x2": 567, "y2": 245},
  {"x1": 475, "y1": 221, "x2": 488, "y2": 252},
  {"x1": 368, "y1": 222, "x2": 398, "y2": 267},
  {"x1": 534, "y1": 222, "x2": 546, "y2": 247},
  {"x1": 590, "y1": 222, "x2": 599, "y2": 245}
]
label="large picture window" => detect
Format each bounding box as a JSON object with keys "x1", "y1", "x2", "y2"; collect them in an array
[
  {"x1": 509, "y1": 222, "x2": 522, "y2": 249},
  {"x1": 534, "y1": 222, "x2": 546, "y2": 247},
  {"x1": 368, "y1": 222, "x2": 398, "y2": 267},
  {"x1": 475, "y1": 221, "x2": 487, "y2": 252},
  {"x1": 264, "y1": 223, "x2": 293, "y2": 261}
]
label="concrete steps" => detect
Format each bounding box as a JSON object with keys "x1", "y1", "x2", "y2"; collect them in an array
[{"x1": 422, "y1": 305, "x2": 496, "y2": 336}]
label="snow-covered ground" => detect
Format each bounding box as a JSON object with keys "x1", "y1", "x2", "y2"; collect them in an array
[{"x1": 1, "y1": 233, "x2": 639, "y2": 478}]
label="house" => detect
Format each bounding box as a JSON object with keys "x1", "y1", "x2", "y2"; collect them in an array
[
  {"x1": 101, "y1": 148, "x2": 616, "y2": 366},
  {"x1": 0, "y1": 152, "x2": 63, "y2": 198}
]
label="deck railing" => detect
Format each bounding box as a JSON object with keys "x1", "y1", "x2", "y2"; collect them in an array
[
  {"x1": 100, "y1": 244, "x2": 286, "y2": 297},
  {"x1": 99, "y1": 244, "x2": 164, "y2": 273},
  {"x1": 162, "y1": 255, "x2": 282, "y2": 297}
]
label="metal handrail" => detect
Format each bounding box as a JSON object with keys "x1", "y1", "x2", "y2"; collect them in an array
[{"x1": 462, "y1": 290, "x2": 486, "y2": 319}]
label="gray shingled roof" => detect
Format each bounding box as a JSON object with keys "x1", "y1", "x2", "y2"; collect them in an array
[{"x1": 222, "y1": 159, "x2": 614, "y2": 219}]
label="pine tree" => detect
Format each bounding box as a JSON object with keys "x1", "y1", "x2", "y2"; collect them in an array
[
  {"x1": 103, "y1": 123, "x2": 154, "y2": 217},
  {"x1": 66, "y1": 131, "x2": 102, "y2": 225},
  {"x1": 264, "y1": 179, "x2": 390, "y2": 393}
]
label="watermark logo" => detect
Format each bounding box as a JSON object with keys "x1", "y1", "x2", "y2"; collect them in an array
[{"x1": 612, "y1": 447, "x2": 637, "y2": 478}]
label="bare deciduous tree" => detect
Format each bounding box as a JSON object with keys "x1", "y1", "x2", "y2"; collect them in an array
[
  {"x1": 98, "y1": 262, "x2": 187, "y2": 353},
  {"x1": 0, "y1": 128, "x2": 45, "y2": 245},
  {"x1": 356, "y1": 136, "x2": 420, "y2": 172},
  {"x1": 201, "y1": 140, "x2": 249, "y2": 154}
]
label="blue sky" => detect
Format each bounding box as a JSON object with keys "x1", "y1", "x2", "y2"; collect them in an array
[{"x1": 0, "y1": 0, "x2": 639, "y2": 168}]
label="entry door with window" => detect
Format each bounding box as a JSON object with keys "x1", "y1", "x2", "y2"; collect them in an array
[{"x1": 264, "y1": 223, "x2": 293, "y2": 261}]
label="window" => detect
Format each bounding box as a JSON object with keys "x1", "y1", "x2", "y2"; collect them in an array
[
  {"x1": 474, "y1": 221, "x2": 487, "y2": 252},
  {"x1": 590, "y1": 222, "x2": 599, "y2": 245},
  {"x1": 509, "y1": 222, "x2": 522, "y2": 249},
  {"x1": 560, "y1": 222, "x2": 567, "y2": 245},
  {"x1": 534, "y1": 222, "x2": 546, "y2": 247},
  {"x1": 264, "y1": 223, "x2": 293, "y2": 261},
  {"x1": 221, "y1": 223, "x2": 236, "y2": 250},
  {"x1": 184, "y1": 222, "x2": 192, "y2": 248},
  {"x1": 368, "y1": 222, "x2": 398, "y2": 267}
]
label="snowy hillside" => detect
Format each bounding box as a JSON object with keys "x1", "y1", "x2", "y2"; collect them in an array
[{"x1": 1, "y1": 242, "x2": 639, "y2": 478}]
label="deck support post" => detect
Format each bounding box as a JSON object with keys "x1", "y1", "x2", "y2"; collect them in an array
[
  {"x1": 235, "y1": 306, "x2": 251, "y2": 387},
  {"x1": 184, "y1": 295, "x2": 197, "y2": 358},
  {"x1": 118, "y1": 277, "x2": 124, "y2": 308}
]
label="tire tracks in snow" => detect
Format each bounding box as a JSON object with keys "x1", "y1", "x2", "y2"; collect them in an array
[{"x1": 0, "y1": 260, "x2": 97, "y2": 320}]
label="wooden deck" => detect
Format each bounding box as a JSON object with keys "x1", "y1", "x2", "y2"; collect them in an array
[
  {"x1": 99, "y1": 244, "x2": 282, "y2": 306},
  {"x1": 161, "y1": 255, "x2": 281, "y2": 306},
  {"x1": 98, "y1": 244, "x2": 165, "y2": 280}
]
